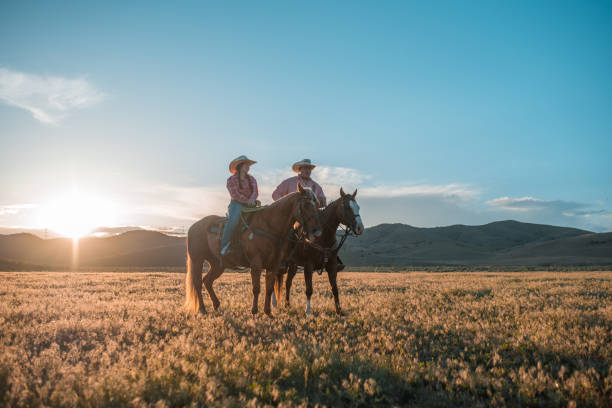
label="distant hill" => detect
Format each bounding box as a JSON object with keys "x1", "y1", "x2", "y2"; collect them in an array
[
  {"x1": 338, "y1": 220, "x2": 611, "y2": 266},
  {"x1": 0, "y1": 258, "x2": 48, "y2": 271},
  {"x1": 0, "y1": 230, "x2": 185, "y2": 268},
  {"x1": 1, "y1": 220, "x2": 611, "y2": 270}
]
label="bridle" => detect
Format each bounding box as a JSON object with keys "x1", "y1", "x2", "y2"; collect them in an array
[
  {"x1": 292, "y1": 196, "x2": 360, "y2": 274},
  {"x1": 339, "y1": 196, "x2": 361, "y2": 235}
]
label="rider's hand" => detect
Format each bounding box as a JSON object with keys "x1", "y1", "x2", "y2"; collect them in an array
[
  {"x1": 247, "y1": 199, "x2": 256, "y2": 207},
  {"x1": 255, "y1": 199, "x2": 261, "y2": 207}
]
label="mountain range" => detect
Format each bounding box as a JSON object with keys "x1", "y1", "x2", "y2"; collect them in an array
[{"x1": 0, "y1": 220, "x2": 610, "y2": 269}]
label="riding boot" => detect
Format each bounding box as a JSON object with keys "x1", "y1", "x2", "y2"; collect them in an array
[
  {"x1": 325, "y1": 256, "x2": 345, "y2": 273},
  {"x1": 336, "y1": 256, "x2": 345, "y2": 272}
]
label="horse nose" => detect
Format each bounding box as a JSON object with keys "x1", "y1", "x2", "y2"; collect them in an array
[{"x1": 355, "y1": 225, "x2": 364, "y2": 235}]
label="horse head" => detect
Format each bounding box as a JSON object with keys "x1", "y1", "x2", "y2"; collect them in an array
[
  {"x1": 338, "y1": 187, "x2": 364, "y2": 235},
  {"x1": 296, "y1": 183, "x2": 322, "y2": 241}
]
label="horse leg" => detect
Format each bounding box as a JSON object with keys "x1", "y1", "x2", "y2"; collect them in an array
[
  {"x1": 250, "y1": 268, "x2": 262, "y2": 315},
  {"x1": 203, "y1": 260, "x2": 224, "y2": 310},
  {"x1": 185, "y1": 252, "x2": 206, "y2": 314},
  {"x1": 285, "y1": 264, "x2": 298, "y2": 308},
  {"x1": 273, "y1": 268, "x2": 286, "y2": 308},
  {"x1": 327, "y1": 258, "x2": 343, "y2": 315},
  {"x1": 272, "y1": 266, "x2": 291, "y2": 307},
  {"x1": 263, "y1": 269, "x2": 277, "y2": 317},
  {"x1": 304, "y1": 263, "x2": 313, "y2": 315}
]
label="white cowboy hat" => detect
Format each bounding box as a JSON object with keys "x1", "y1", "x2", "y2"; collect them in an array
[
  {"x1": 229, "y1": 155, "x2": 257, "y2": 174},
  {"x1": 292, "y1": 158, "x2": 316, "y2": 173}
]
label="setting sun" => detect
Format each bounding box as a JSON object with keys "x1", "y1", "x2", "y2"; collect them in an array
[{"x1": 35, "y1": 192, "x2": 118, "y2": 238}]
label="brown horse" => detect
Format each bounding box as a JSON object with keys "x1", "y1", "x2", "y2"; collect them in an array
[
  {"x1": 274, "y1": 188, "x2": 364, "y2": 315},
  {"x1": 185, "y1": 184, "x2": 322, "y2": 316}
]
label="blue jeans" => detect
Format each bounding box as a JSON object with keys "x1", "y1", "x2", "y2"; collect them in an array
[{"x1": 221, "y1": 200, "x2": 244, "y2": 249}]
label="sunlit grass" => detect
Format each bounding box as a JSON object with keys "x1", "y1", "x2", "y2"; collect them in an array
[{"x1": 0, "y1": 271, "x2": 610, "y2": 407}]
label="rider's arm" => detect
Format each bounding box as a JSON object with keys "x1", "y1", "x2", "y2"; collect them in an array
[
  {"x1": 249, "y1": 176, "x2": 259, "y2": 201},
  {"x1": 314, "y1": 182, "x2": 327, "y2": 207},
  {"x1": 272, "y1": 180, "x2": 286, "y2": 201}
]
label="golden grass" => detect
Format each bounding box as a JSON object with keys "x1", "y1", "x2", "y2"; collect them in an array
[{"x1": 0, "y1": 271, "x2": 610, "y2": 407}]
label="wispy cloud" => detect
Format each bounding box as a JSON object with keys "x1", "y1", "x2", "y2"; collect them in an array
[
  {"x1": 0, "y1": 204, "x2": 37, "y2": 216},
  {"x1": 360, "y1": 183, "x2": 479, "y2": 201},
  {"x1": 0, "y1": 67, "x2": 105, "y2": 124},
  {"x1": 315, "y1": 166, "x2": 370, "y2": 186},
  {"x1": 486, "y1": 196, "x2": 586, "y2": 212},
  {"x1": 312, "y1": 167, "x2": 478, "y2": 203}
]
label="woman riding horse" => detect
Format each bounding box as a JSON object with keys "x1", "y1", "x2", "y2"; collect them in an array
[
  {"x1": 274, "y1": 188, "x2": 364, "y2": 315},
  {"x1": 220, "y1": 155, "x2": 260, "y2": 256}
]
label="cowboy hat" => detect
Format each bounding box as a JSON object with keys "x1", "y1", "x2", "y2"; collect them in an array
[
  {"x1": 292, "y1": 158, "x2": 316, "y2": 173},
  {"x1": 229, "y1": 155, "x2": 257, "y2": 174}
]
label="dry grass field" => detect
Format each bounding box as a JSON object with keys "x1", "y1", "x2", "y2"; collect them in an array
[{"x1": 0, "y1": 271, "x2": 610, "y2": 407}]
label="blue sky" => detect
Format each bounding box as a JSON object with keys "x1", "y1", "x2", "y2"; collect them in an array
[{"x1": 1, "y1": 1, "x2": 611, "y2": 236}]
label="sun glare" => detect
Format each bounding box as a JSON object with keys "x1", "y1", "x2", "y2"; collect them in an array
[{"x1": 36, "y1": 192, "x2": 118, "y2": 238}]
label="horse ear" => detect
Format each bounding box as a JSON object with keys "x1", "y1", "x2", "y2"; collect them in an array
[
  {"x1": 352, "y1": 189, "x2": 357, "y2": 198},
  {"x1": 297, "y1": 182, "x2": 304, "y2": 193},
  {"x1": 340, "y1": 187, "x2": 346, "y2": 197}
]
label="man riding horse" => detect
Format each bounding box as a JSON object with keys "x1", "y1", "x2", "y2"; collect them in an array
[{"x1": 272, "y1": 159, "x2": 327, "y2": 207}]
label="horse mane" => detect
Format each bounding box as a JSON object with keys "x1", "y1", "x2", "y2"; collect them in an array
[
  {"x1": 263, "y1": 191, "x2": 301, "y2": 211},
  {"x1": 320, "y1": 197, "x2": 341, "y2": 219},
  {"x1": 316, "y1": 197, "x2": 344, "y2": 238},
  {"x1": 263, "y1": 188, "x2": 319, "y2": 211}
]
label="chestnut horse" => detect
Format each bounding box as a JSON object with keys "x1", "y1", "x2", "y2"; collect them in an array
[
  {"x1": 185, "y1": 185, "x2": 322, "y2": 316},
  {"x1": 274, "y1": 188, "x2": 364, "y2": 315}
]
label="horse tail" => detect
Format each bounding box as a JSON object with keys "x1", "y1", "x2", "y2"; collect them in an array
[{"x1": 185, "y1": 223, "x2": 205, "y2": 314}]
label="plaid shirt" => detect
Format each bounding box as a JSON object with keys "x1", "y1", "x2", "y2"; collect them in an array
[
  {"x1": 226, "y1": 174, "x2": 258, "y2": 203},
  {"x1": 272, "y1": 176, "x2": 326, "y2": 207}
]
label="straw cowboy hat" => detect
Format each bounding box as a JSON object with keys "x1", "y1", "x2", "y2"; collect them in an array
[
  {"x1": 229, "y1": 155, "x2": 257, "y2": 174},
  {"x1": 292, "y1": 158, "x2": 316, "y2": 173}
]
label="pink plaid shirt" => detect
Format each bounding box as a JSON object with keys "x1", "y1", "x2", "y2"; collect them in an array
[
  {"x1": 227, "y1": 174, "x2": 258, "y2": 203},
  {"x1": 272, "y1": 176, "x2": 326, "y2": 207}
]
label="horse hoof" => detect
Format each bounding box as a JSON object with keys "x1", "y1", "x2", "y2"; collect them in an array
[
  {"x1": 213, "y1": 301, "x2": 221, "y2": 310},
  {"x1": 251, "y1": 307, "x2": 258, "y2": 315}
]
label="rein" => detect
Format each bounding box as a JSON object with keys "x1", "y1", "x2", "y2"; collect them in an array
[
  {"x1": 239, "y1": 214, "x2": 305, "y2": 244},
  {"x1": 304, "y1": 225, "x2": 351, "y2": 254},
  {"x1": 303, "y1": 225, "x2": 353, "y2": 275}
]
